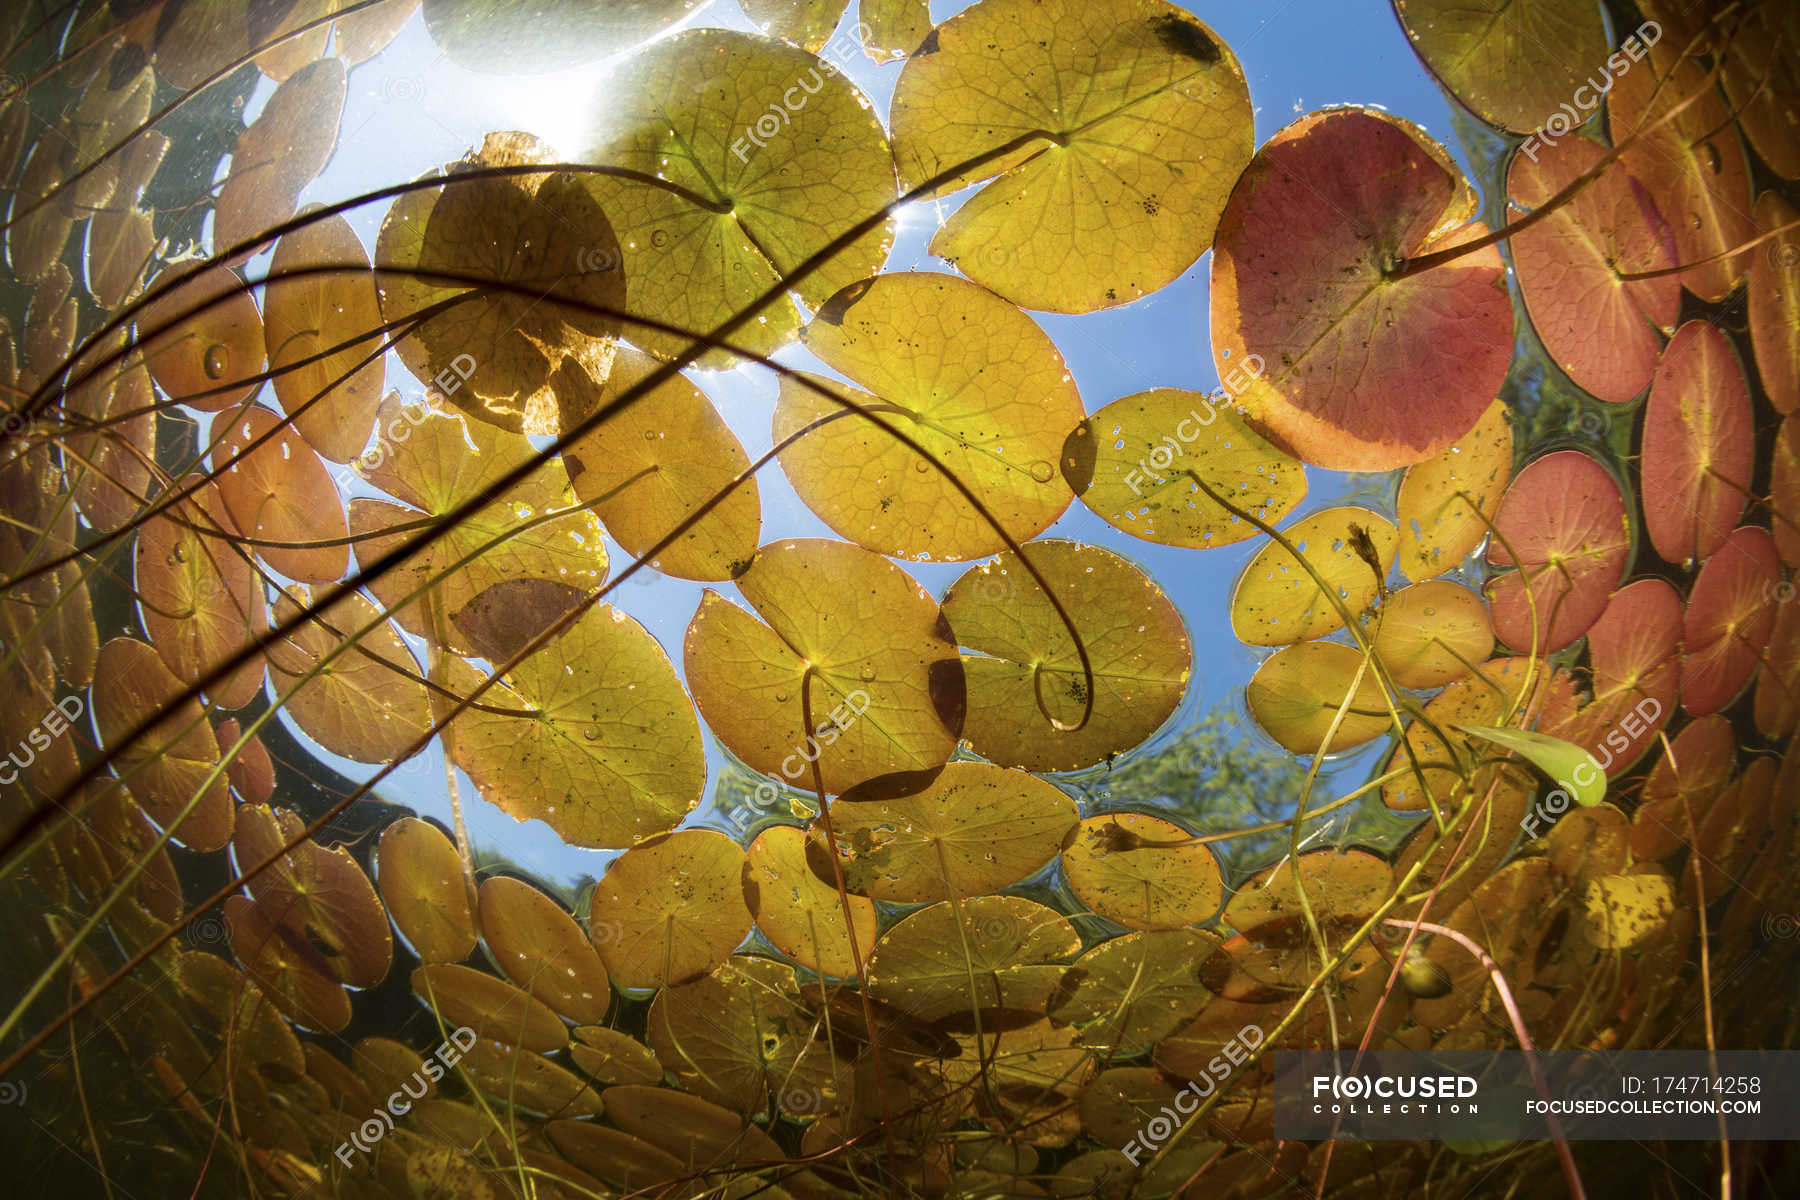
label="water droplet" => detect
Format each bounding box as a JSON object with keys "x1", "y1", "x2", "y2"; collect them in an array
[
  {"x1": 774, "y1": 691, "x2": 789, "y2": 703},
  {"x1": 858, "y1": 664, "x2": 876, "y2": 682},
  {"x1": 642, "y1": 429, "x2": 658, "y2": 441},
  {"x1": 913, "y1": 459, "x2": 931, "y2": 473},
  {"x1": 202, "y1": 344, "x2": 229, "y2": 380},
  {"x1": 1029, "y1": 460, "x2": 1053, "y2": 483},
  {"x1": 582, "y1": 725, "x2": 600, "y2": 741},
  {"x1": 650, "y1": 229, "x2": 670, "y2": 249}
]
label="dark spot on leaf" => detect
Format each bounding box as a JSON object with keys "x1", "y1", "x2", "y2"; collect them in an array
[
  {"x1": 815, "y1": 277, "x2": 875, "y2": 325},
  {"x1": 915, "y1": 28, "x2": 940, "y2": 56},
  {"x1": 1150, "y1": 15, "x2": 1219, "y2": 64}
]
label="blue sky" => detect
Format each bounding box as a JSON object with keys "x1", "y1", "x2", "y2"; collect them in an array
[{"x1": 266, "y1": 0, "x2": 1493, "y2": 892}]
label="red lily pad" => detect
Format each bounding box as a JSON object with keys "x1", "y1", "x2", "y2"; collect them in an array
[
  {"x1": 1506, "y1": 135, "x2": 1678, "y2": 403},
  {"x1": 1551, "y1": 578, "x2": 1680, "y2": 779},
  {"x1": 1210, "y1": 107, "x2": 1513, "y2": 470},
  {"x1": 1484, "y1": 451, "x2": 1631, "y2": 653},
  {"x1": 1749, "y1": 191, "x2": 1799, "y2": 415},
  {"x1": 1641, "y1": 321, "x2": 1753, "y2": 566},
  {"x1": 1772, "y1": 414, "x2": 1800, "y2": 568},
  {"x1": 1630, "y1": 715, "x2": 1734, "y2": 861},
  {"x1": 1681, "y1": 526, "x2": 1781, "y2": 715}
]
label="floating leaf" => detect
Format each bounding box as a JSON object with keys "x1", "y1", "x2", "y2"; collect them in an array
[
  {"x1": 262, "y1": 208, "x2": 385, "y2": 462},
  {"x1": 1609, "y1": 38, "x2": 1754, "y2": 303},
  {"x1": 478, "y1": 875, "x2": 612, "y2": 1025},
  {"x1": 456, "y1": 1037, "x2": 603, "y2": 1117},
  {"x1": 1211, "y1": 108, "x2": 1512, "y2": 470},
  {"x1": 1231, "y1": 507, "x2": 1396, "y2": 647},
  {"x1": 866, "y1": 895, "x2": 1078, "y2": 1019},
  {"x1": 860, "y1": 0, "x2": 929, "y2": 61},
  {"x1": 375, "y1": 817, "x2": 478, "y2": 965},
  {"x1": 350, "y1": 392, "x2": 606, "y2": 657},
  {"x1": 265, "y1": 586, "x2": 432, "y2": 765},
  {"x1": 1224, "y1": 849, "x2": 1393, "y2": 933},
  {"x1": 600, "y1": 1084, "x2": 786, "y2": 1172},
  {"x1": 136, "y1": 261, "x2": 268, "y2": 412},
  {"x1": 941, "y1": 540, "x2": 1189, "y2": 772},
  {"x1": 646, "y1": 955, "x2": 835, "y2": 1115},
  {"x1": 580, "y1": 27, "x2": 896, "y2": 366},
  {"x1": 779, "y1": 272, "x2": 1082, "y2": 560},
  {"x1": 1391, "y1": 0, "x2": 1610, "y2": 134},
  {"x1": 586, "y1": 829, "x2": 751, "y2": 989},
  {"x1": 890, "y1": 0, "x2": 1252, "y2": 313},
  {"x1": 685, "y1": 538, "x2": 963, "y2": 794},
  {"x1": 214, "y1": 58, "x2": 347, "y2": 257},
  {"x1": 401, "y1": 158, "x2": 622, "y2": 434},
  {"x1": 745, "y1": 824, "x2": 878, "y2": 978},
  {"x1": 1484, "y1": 450, "x2": 1631, "y2": 654},
  {"x1": 741, "y1": 0, "x2": 850, "y2": 52},
  {"x1": 1681, "y1": 525, "x2": 1781, "y2": 715},
  {"x1": 65, "y1": 350, "x2": 156, "y2": 535},
  {"x1": 421, "y1": 0, "x2": 703, "y2": 73},
  {"x1": 440, "y1": 602, "x2": 704, "y2": 849},
  {"x1": 208, "y1": 406, "x2": 349, "y2": 583},
  {"x1": 547, "y1": 1120, "x2": 688, "y2": 1193},
  {"x1": 1507, "y1": 135, "x2": 1679, "y2": 403},
  {"x1": 556, "y1": 351, "x2": 760, "y2": 580},
  {"x1": 1395, "y1": 399, "x2": 1513, "y2": 582},
  {"x1": 1750, "y1": 191, "x2": 1799, "y2": 415},
  {"x1": 1060, "y1": 812, "x2": 1223, "y2": 930},
  {"x1": 1581, "y1": 872, "x2": 1676, "y2": 952},
  {"x1": 1045, "y1": 929, "x2": 1218, "y2": 1052},
  {"x1": 1457, "y1": 724, "x2": 1604, "y2": 807},
  {"x1": 1371, "y1": 580, "x2": 1494, "y2": 689},
  {"x1": 567, "y1": 1026, "x2": 664, "y2": 1086},
  {"x1": 1773, "y1": 415, "x2": 1800, "y2": 567},
  {"x1": 1062, "y1": 386, "x2": 1307, "y2": 551},
  {"x1": 1754, "y1": 593, "x2": 1800, "y2": 739},
  {"x1": 1551, "y1": 578, "x2": 1680, "y2": 777},
  {"x1": 92, "y1": 637, "x2": 235, "y2": 852},
  {"x1": 1245, "y1": 640, "x2": 1391, "y2": 757},
  {"x1": 232, "y1": 803, "x2": 393, "y2": 989},
  {"x1": 412, "y1": 963, "x2": 569, "y2": 1053},
  {"x1": 1544, "y1": 803, "x2": 1631, "y2": 891},
  {"x1": 1641, "y1": 321, "x2": 1753, "y2": 565},
  {"x1": 449, "y1": 579, "x2": 589, "y2": 668},
  {"x1": 814, "y1": 762, "x2": 1077, "y2": 903},
  {"x1": 1381, "y1": 654, "x2": 1575, "y2": 812},
  {"x1": 223, "y1": 894, "x2": 351, "y2": 1034}
]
